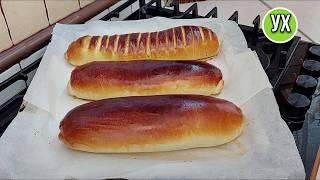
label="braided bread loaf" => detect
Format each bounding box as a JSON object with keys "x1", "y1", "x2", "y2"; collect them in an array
[{"x1": 65, "y1": 26, "x2": 220, "y2": 66}]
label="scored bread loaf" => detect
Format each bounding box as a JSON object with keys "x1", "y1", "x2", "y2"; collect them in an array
[
  {"x1": 59, "y1": 95, "x2": 244, "y2": 153},
  {"x1": 68, "y1": 60, "x2": 223, "y2": 100},
  {"x1": 65, "y1": 25, "x2": 220, "y2": 66}
]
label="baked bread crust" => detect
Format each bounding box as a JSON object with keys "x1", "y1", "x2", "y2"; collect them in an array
[{"x1": 65, "y1": 26, "x2": 220, "y2": 65}]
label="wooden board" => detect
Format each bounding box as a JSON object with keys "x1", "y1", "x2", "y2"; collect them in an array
[
  {"x1": 1, "y1": 0, "x2": 49, "y2": 44},
  {"x1": 45, "y1": 0, "x2": 80, "y2": 24},
  {"x1": 311, "y1": 145, "x2": 320, "y2": 180}
]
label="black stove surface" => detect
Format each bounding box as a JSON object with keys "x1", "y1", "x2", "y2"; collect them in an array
[{"x1": 0, "y1": 0, "x2": 319, "y2": 178}]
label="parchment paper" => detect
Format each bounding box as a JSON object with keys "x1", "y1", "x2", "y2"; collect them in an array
[{"x1": 0, "y1": 17, "x2": 305, "y2": 179}]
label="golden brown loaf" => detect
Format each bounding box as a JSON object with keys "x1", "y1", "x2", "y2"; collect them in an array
[
  {"x1": 65, "y1": 25, "x2": 220, "y2": 66},
  {"x1": 59, "y1": 95, "x2": 244, "y2": 153},
  {"x1": 68, "y1": 60, "x2": 223, "y2": 100}
]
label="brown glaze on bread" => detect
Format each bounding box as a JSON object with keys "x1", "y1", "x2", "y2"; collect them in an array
[
  {"x1": 68, "y1": 60, "x2": 224, "y2": 100},
  {"x1": 59, "y1": 95, "x2": 244, "y2": 153},
  {"x1": 65, "y1": 26, "x2": 220, "y2": 66}
]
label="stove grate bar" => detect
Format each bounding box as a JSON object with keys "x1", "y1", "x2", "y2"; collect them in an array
[
  {"x1": 228, "y1": 11, "x2": 239, "y2": 23},
  {"x1": 170, "y1": 0, "x2": 180, "y2": 16},
  {"x1": 100, "y1": 0, "x2": 137, "y2": 21},
  {"x1": 253, "y1": 15, "x2": 260, "y2": 31},
  {"x1": 250, "y1": 15, "x2": 261, "y2": 46},
  {"x1": 273, "y1": 36, "x2": 301, "y2": 90},
  {"x1": 138, "y1": 0, "x2": 162, "y2": 19},
  {"x1": 205, "y1": 7, "x2": 217, "y2": 18},
  {"x1": 139, "y1": 0, "x2": 146, "y2": 7},
  {"x1": 174, "y1": 3, "x2": 198, "y2": 19}
]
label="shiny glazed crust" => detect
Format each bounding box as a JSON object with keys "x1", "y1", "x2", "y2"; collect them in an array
[
  {"x1": 65, "y1": 26, "x2": 220, "y2": 65},
  {"x1": 59, "y1": 95, "x2": 244, "y2": 153},
  {"x1": 68, "y1": 60, "x2": 223, "y2": 100}
]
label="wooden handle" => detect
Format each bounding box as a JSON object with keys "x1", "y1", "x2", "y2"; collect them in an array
[{"x1": 310, "y1": 145, "x2": 320, "y2": 180}]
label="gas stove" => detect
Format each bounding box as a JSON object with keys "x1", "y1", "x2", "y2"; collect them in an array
[{"x1": 0, "y1": 0, "x2": 319, "y2": 177}]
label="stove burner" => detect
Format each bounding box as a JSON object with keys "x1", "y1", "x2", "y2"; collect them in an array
[
  {"x1": 249, "y1": 45, "x2": 270, "y2": 70},
  {"x1": 293, "y1": 75, "x2": 318, "y2": 97},
  {"x1": 281, "y1": 92, "x2": 311, "y2": 123},
  {"x1": 301, "y1": 59, "x2": 320, "y2": 78},
  {"x1": 309, "y1": 45, "x2": 320, "y2": 59}
]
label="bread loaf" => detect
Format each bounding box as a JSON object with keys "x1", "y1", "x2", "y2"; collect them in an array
[
  {"x1": 59, "y1": 95, "x2": 244, "y2": 153},
  {"x1": 65, "y1": 25, "x2": 220, "y2": 66},
  {"x1": 68, "y1": 60, "x2": 223, "y2": 100}
]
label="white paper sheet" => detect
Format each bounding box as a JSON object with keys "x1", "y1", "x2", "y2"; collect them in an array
[{"x1": 0, "y1": 17, "x2": 305, "y2": 179}]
